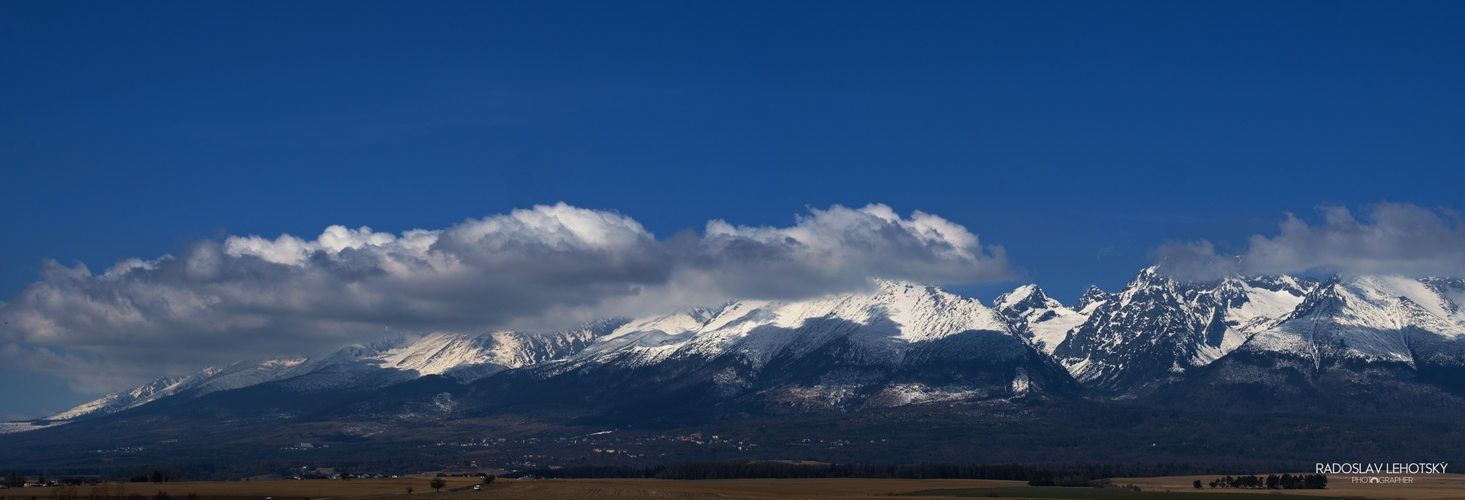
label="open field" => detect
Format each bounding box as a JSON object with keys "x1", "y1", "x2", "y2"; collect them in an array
[
  {"x1": 904, "y1": 487, "x2": 1335, "y2": 500},
  {"x1": 0, "y1": 477, "x2": 484, "y2": 500},
  {"x1": 1, "y1": 478, "x2": 1021, "y2": 500},
  {"x1": 1111, "y1": 474, "x2": 1465, "y2": 499},
  {"x1": 415, "y1": 478, "x2": 1025, "y2": 499},
  {"x1": 4, "y1": 475, "x2": 1464, "y2": 500},
  {"x1": 909, "y1": 473, "x2": 1465, "y2": 500}
]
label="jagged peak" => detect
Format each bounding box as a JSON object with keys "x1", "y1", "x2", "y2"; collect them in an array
[
  {"x1": 1123, "y1": 265, "x2": 1177, "y2": 290},
  {"x1": 1274, "y1": 275, "x2": 1345, "y2": 323},
  {"x1": 871, "y1": 277, "x2": 922, "y2": 287},
  {"x1": 870, "y1": 278, "x2": 947, "y2": 297},
  {"x1": 1073, "y1": 285, "x2": 1113, "y2": 311},
  {"x1": 35, "y1": 267, "x2": 1465, "y2": 434},
  {"x1": 994, "y1": 284, "x2": 1060, "y2": 313}
]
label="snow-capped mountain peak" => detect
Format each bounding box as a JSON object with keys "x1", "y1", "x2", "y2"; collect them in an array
[
  {"x1": 994, "y1": 284, "x2": 1061, "y2": 312},
  {"x1": 566, "y1": 280, "x2": 1014, "y2": 372},
  {"x1": 38, "y1": 269, "x2": 1465, "y2": 431},
  {"x1": 1052, "y1": 267, "x2": 1316, "y2": 394},
  {"x1": 1073, "y1": 285, "x2": 1114, "y2": 313},
  {"x1": 1244, "y1": 275, "x2": 1465, "y2": 365},
  {"x1": 995, "y1": 284, "x2": 1088, "y2": 355}
]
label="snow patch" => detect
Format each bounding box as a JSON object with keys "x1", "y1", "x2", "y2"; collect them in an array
[
  {"x1": 0, "y1": 421, "x2": 68, "y2": 434},
  {"x1": 868, "y1": 383, "x2": 986, "y2": 407},
  {"x1": 1010, "y1": 368, "x2": 1031, "y2": 397}
]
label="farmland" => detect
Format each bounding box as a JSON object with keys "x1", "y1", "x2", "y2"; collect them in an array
[{"x1": 4, "y1": 475, "x2": 1464, "y2": 500}]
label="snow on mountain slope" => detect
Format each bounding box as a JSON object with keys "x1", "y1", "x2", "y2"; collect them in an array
[
  {"x1": 42, "y1": 359, "x2": 305, "y2": 422},
  {"x1": 1074, "y1": 286, "x2": 1116, "y2": 314},
  {"x1": 41, "y1": 358, "x2": 322, "y2": 424},
  {"x1": 1244, "y1": 275, "x2": 1465, "y2": 365},
  {"x1": 563, "y1": 280, "x2": 1014, "y2": 372},
  {"x1": 994, "y1": 284, "x2": 1091, "y2": 354},
  {"x1": 377, "y1": 332, "x2": 520, "y2": 376},
  {"x1": 1426, "y1": 277, "x2": 1465, "y2": 318},
  {"x1": 1146, "y1": 275, "x2": 1465, "y2": 416},
  {"x1": 187, "y1": 358, "x2": 310, "y2": 394},
  {"x1": 49, "y1": 271, "x2": 1465, "y2": 428},
  {"x1": 0, "y1": 421, "x2": 67, "y2": 434},
  {"x1": 38, "y1": 322, "x2": 619, "y2": 426},
  {"x1": 1052, "y1": 267, "x2": 1316, "y2": 393},
  {"x1": 44, "y1": 375, "x2": 191, "y2": 421},
  {"x1": 520, "y1": 280, "x2": 1079, "y2": 413},
  {"x1": 377, "y1": 322, "x2": 616, "y2": 381},
  {"x1": 27, "y1": 280, "x2": 1083, "y2": 428}
]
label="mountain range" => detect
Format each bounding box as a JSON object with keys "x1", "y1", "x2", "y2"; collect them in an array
[{"x1": 4, "y1": 266, "x2": 1465, "y2": 470}]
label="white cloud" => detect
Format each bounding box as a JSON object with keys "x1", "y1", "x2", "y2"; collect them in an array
[
  {"x1": 688, "y1": 204, "x2": 1012, "y2": 298},
  {"x1": 0, "y1": 203, "x2": 1012, "y2": 392},
  {"x1": 1154, "y1": 203, "x2": 1465, "y2": 281}
]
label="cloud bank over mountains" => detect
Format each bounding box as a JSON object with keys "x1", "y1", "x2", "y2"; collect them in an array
[
  {"x1": 1154, "y1": 203, "x2": 1465, "y2": 281},
  {"x1": 0, "y1": 203, "x2": 1012, "y2": 392},
  {"x1": 5, "y1": 200, "x2": 1461, "y2": 393}
]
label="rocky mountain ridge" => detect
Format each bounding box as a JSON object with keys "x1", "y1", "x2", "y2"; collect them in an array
[{"x1": 23, "y1": 268, "x2": 1465, "y2": 431}]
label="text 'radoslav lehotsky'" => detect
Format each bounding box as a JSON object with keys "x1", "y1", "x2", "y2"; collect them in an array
[{"x1": 1316, "y1": 463, "x2": 1448, "y2": 474}]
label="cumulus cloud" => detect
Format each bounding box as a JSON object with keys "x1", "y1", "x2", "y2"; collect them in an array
[
  {"x1": 682, "y1": 204, "x2": 1013, "y2": 298},
  {"x1": 1154, "y1": 203, "x2": 1465, "y2": 281},
  {"x1": 0, "y1": 203, "x2": 1011, "y2": 391}
]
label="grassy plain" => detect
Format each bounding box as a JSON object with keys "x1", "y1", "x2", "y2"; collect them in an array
[{"x1": 4, "y1": 475, "x2": 1463, "y2": 500}]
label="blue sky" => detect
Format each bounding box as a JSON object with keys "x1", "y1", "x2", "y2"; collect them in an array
[{"x1": 2, "y1": 1, "x2": 1464, "y2": 419}]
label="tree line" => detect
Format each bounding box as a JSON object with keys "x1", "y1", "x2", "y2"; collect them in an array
[
  {"x1": 1204, "y1": 474, "x2": 1327, "y2": 489},
  {"x1": 522, "y1": 462, "x2": 1206, "y2": 483}
]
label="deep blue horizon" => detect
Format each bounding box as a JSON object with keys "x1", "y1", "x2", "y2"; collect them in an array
[{"x1": 3, "y1": 1, "x2": 1464, "y2": 419}]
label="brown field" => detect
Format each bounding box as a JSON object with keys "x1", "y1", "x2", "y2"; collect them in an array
[
  {"x1": 0, "y1": 478, "x2": 1020, "y2": 500},
  {"x1": 460, "y1": 478, "x2": 1026, "y2": 499},
  {"x1": 0, "y1": 477, "x2": 484, "y2": 500},
  {"x1": 4, "y1": 474, "x2": 1464, "y2": 500},
  {"x1": 1112, "y1": 473, "x2": 1465, "y2": 499}
]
